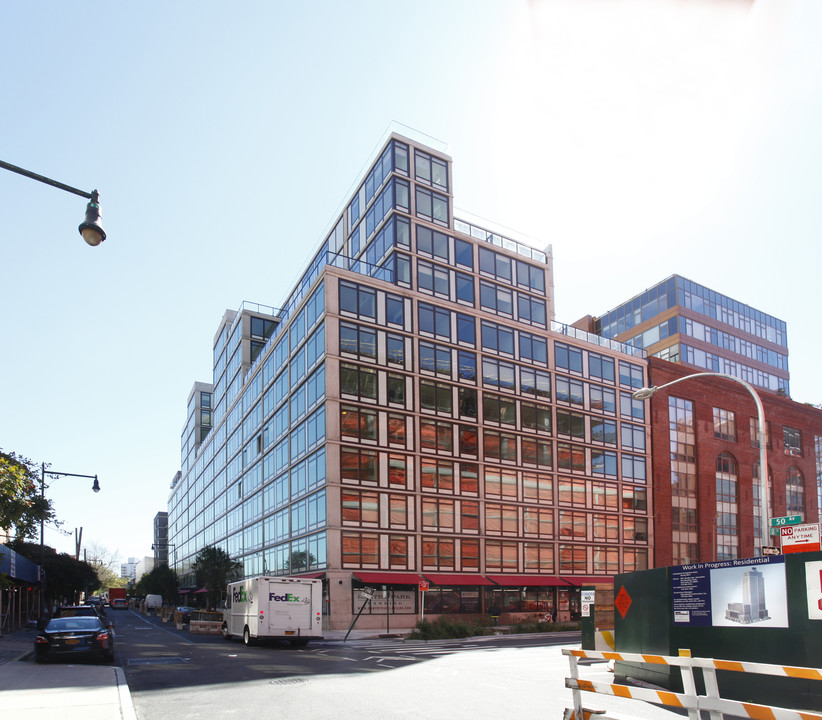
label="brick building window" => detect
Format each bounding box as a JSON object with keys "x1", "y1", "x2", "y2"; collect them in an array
[
  {"x1": 784, "y1": 427, "x2": 802, "y2": 456},
  {"x1": 785, "y1": 466, "x2": 804, "y2": 516},
  {"x1": 715, "y1": 452, "x2": 739, "y2": 561},
  {"x1": 713, "y1": 408, "x2": 736, "y2": 442}
]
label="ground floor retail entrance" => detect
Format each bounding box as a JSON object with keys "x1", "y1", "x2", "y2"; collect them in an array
[{"x1": 305, "y1": 570, "x2": 608, "y2": 631}]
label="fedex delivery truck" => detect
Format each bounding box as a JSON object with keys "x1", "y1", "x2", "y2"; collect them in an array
[{"x1": 222, "y1": 576, "x2": 323, "y2": 647}]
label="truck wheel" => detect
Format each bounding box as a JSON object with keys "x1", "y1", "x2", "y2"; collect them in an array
[
  {"x1": 290, "y1": 638, "x2": 309, "y2": 648},
  {"x1": 242, "y1": 626, "x2": 252, "y2": 646},
  {"x1": 222, "y1": 624, "x2": 231, "y2": 641}
]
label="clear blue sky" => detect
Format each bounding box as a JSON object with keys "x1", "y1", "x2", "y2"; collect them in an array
[{"x1": 2, "y1": 0, "x2": 820, "y2": 564}]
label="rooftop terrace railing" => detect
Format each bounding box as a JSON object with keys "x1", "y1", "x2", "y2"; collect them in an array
[{"x1": 551, "y1": 321, "x2": 647, "y2": 359}]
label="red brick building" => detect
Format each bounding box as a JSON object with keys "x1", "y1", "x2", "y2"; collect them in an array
[{"x1": 646, "y1": 357, "x2": 822, "y2": 566}]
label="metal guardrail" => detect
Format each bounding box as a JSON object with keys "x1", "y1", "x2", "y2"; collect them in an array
[{"x1": 562, "y1": 648, "x2": 822, "y2": 720}]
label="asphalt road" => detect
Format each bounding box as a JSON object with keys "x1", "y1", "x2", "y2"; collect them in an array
[{"x1": 108, "y1": 610, "x2": 685, "y2": 720}]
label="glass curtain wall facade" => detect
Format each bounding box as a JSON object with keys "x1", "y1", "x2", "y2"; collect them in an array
[
  {"x1": 595, "y1": 276, "x2": 789, "y2": 394},
  {"x1": 168, "y1": 134, "x2": 652, "y2": 629}
]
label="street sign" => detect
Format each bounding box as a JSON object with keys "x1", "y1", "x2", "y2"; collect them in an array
[
  {"x1": 419, "y1": 581, "x2": 429, "y2": 592},
  {"x1": 771, "y1": 515, "x2": 803, "y2": 527},
  {"x1": 359, "y1": 586, "x2": 375, "y2": 600},
  {"x1": 762, "y1": 546, "x2": 781, "y2": 556},
  {"x1": 780, "y1": 523, "x2": 821, "y2": 554}
]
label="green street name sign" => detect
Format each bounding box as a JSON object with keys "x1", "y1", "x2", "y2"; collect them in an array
[{"x1": 770, "y1": 515, "x2": 803, "y2": 527}]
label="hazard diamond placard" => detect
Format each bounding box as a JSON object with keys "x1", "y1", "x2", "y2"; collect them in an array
[{"x1": 615, "y1": 586, "x2": 632, "y2": 618}]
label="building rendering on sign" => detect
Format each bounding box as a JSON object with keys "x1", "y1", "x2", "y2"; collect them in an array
[
  {"x1": 167, "y1": 131, "x2": 654, "y2": 629},
  {"x1": 725, "y1": 567, "x2": 769, "y2": 624},
  {"x1": 590, "y1": 275, "x2": 789, "y2": 395}
]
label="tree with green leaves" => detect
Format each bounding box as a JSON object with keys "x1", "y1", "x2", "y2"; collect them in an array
[
  {"x1": 0, "y1": 450, "x2": 54, "y2": 541},
  {"x1": 191, "y1": 545, "x2": 242, "y2": 609},
  {"x1": 286, "y1": 550, "x2": 316, "y2": 574},
  {"x1": 134, "y1": 564, "x2": 178, "y2": 604}
]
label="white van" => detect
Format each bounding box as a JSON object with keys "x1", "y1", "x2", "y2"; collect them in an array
[
  {"x1": 223, "y1": 576, "x2": 323, "y2": 647},
  {"x1": 145, "y1": 594, "x2": 163, "y2": 610}
]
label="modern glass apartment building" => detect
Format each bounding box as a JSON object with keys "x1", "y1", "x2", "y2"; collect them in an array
[
  {"x1": 594, "y1": 275, "x2": 789, "y2": 395},
  {"x1": 168, "y1": 132, "x2": 652, "y2": 630}
]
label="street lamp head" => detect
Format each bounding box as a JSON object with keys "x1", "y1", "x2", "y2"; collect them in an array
[
  {"x1": 78, "y1": 189, "x2": 106, "y2": 246},
  {"x1": 92, "y1": 476, "x2": 100, "y2": 493},
  {"x1": 632, "y1": 386, "x2": 659, "y2": 401}
]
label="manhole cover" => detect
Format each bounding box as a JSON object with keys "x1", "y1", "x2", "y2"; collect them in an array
[
  {"x1": 270, "y1": 677, "x2": 309, "y2": 686},
  {"x1": 128, "y1": 657, "x2": 190, "y2": 666}
]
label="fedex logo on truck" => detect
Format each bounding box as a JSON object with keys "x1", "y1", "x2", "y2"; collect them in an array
[
  {"x1": 232, "y1": 587, "x2": 251, "y2": 603},
  {"x1": 270, "y1": 592, "x2": 302, "y2": 603}
]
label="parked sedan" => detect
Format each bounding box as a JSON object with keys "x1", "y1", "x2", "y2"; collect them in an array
[
  {"x1": 176, "y1": 606, "x2": 197, "y2": 623},
  {"x1": 34, "y1": 616, "x2": 115, "y2": 663}
]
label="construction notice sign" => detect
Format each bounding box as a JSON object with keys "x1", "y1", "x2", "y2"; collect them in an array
[{"x1": 781, "y1": 523, "x2": 821, "y2": 554}]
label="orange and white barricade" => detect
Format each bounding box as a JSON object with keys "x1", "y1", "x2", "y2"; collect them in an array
[{"x1": 563, "y1": 648, "x2": 822, "y2": 720}]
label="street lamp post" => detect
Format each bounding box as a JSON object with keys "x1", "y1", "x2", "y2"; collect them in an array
[
  {"x1": 39, "y1": 464, "x2": 100, "y2": 611},
  {"x1": 0, "y1": 159, "x2": 106, "y2": 246},
  {"x1": 632, "y1": 372, "x2": 770, "y2": 557}
]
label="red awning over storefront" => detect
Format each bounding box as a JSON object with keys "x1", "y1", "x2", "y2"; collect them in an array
[
  {"x1": 486, "y1": 575, "x2": 567, "y2": 587},
  {"x1": 292, "y1": 572, "x2": 325, "y2": 579},
  {"x1": 560, "y1": 576, "x2": 613, "y2": 586},
  {"x1": 178, "y1": 589, "x2": 190, "y2": 595},
  {"x1": 193, "y1": 587, "x2": 208, "y2": 594},
  {"x1": 353, "y1": 572, "x2": 425, "y2": 585},
  {"x1": 424, "y1": 573, "x2": 495, "y2": 586}
]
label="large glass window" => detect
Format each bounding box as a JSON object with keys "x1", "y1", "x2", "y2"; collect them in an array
[
  {"x1": 481, "y1": 322, "x2": 515, "y2": 355},
  {"x1": 414, "y1": 150, "x2": 448, "y2": 190},
  {"x1": 418, "y1": 302, "x2": 451, "y2": 338},
  {"x1": 479, "y1": 281, "x2": 514, "y2": 316},
  {"x1": 417, "y1": 261, "x2": 450, "y2": 298},
  {"x1": 715, "y1": 452, "x2": 739, "y2": 561},
  {"x1": 555, "y1": 344, "x2": 583, "y2": 373},
  {"x1": 420, "y1": 458, "x2": 454, "y2": 493},
  {"x1": 713, "y1": 408, "x2": 737, "y2": 442},
  {"x1": 339, "y1": 282, "x2": 376, "y2": 319},
  {"x1": 340, "y1": 363, "x2": 377, "y2": 400},
  {"x1": 520, "y1": 402, "x2": 551, "y2": 433},
  {"x1": 342, "y1": 490, "x2": 379, "y2": 525},
  {"x1": 784, "y1": 427, "x2": 802, "y2": 456},
  {"x1": 415, "y1": 187, "x2": 449, "y2": 225},
  {"x1": 786, "y1": 466, "x2": 805, "y2": 515},
  {"x1": 339, "y1": 322, "x2": 376, "y2": 359},
  {"x1": 340, "y1": 406, "x2": 377, "y2": 441},
  {"x1": 588, "y1": 353, "x2": 615, "y2": 383},
  {"x1": 420, "y1": 342, "x2": 452, "y2": 376},
  {"x1": 420, "y1": 380, "x2": 453, "y2": 415},
  {"x1": 416, "y1": 225, "x2": 449, "y2": 259},
  {"x1": 340, "y1": 448, "x2": 377, "y2": 484},
  {"x1": 342, "y1": 532, "x2": 379, "y2": 566}
]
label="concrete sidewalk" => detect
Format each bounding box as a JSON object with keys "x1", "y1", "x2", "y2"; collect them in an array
[{"x1": 0, "y1": 627, "x2": 136, "y2": 719}]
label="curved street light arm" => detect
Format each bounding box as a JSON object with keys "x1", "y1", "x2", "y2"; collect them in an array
[{"x1": 633, "y1": 371, "x2": 770, "y2": 557}]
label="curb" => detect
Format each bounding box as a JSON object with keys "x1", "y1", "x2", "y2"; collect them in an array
[{"x1": 114, "y1": 667, "x2": 138, "y2": 720}]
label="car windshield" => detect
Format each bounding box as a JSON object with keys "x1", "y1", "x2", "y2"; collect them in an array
[
  {"x1": 58, "y1": 607, "x2": 96, "y2": 616},
  {"x1": 47, "y1": 617, "x2": 101, "y2": 631}
]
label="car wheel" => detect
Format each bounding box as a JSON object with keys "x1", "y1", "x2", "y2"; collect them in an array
[
  {"x1": 242, "y1": 626, "x2": 252, "y2": 646},
  {"x1": 35, "y1": 654, "x2": 47, "y2": 664}
]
